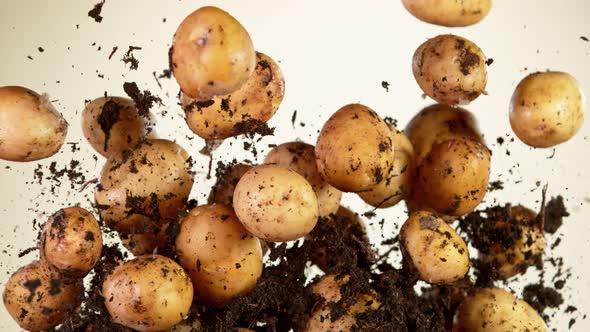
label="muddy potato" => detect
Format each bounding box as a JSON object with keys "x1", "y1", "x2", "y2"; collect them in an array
[
  {"x1": 402, "y1": 0, "x2": 492, "y2": 27},
  {"x1": 41, "y1": 207, "x2": 102, "y2": 278},
  {"x1": 400, "y1": 211, "x2": 470, "y2": 284},
  {"x1": 103, "y1": 255, "x2": 193, "y2": 332},
  {"x1": 233, "y1": 165, "x2": 319, "y2": 242},
  {"x1": 183, "y1": 52, "x2": 284, "y2": 140},
  {"x1": 208, "y1": 163, "x2": 253, "y2": 206},
  {"x1": 359, "y1": 130, "x2": 414, "y2": 208},
  {"x1": 95, "y1": 139, "x2": 194, "y2": 234},
  {"x1": 176, "y1": 204, "x2": 263, "y2": 307},
  {"x1": 510, "y1": 71, "x2": 585, "y2": 148},
  {"x1": 265, "y1": 142, "x2": 342, "y2": 216},
  {"x1": 82, "y1": 96, "x2": 151, "y2": 158},
  {"x1": 453, "y1": 288, "x2": 547, "y2": 332},
  {"x1": 3, "y1": 261, "x2": 83, "y2": 332},
  {"x1": 0, "y1": 86, "x2": 68, "y2": 162},
  {"x1": 120, "y1": 223, "x2": 172, "y2": 256},
  {"x1": 413, "y1": 35, "x2": 488, "y2": 106},
  {"x1": 172, "y1": 6, "x2": 255, "y2": 100},
  {"x1": 316, "y1": 104, "x2": 394, "y2": 192}
]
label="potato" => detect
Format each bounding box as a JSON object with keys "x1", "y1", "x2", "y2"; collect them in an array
[
  {"x1": 40, "y1": 207, "x2": 102, "y2": 279},
  {"x1": 402, "y1": 0, "x2": 492, "y2": 27},
  {"x1": 172, "y1": 6, "x2": 255, "y2": 100},
  {"x1": 359, "y1": 129, "x2": 414, "y2": 208},
  {"x1": 103, "y1": 255, "x2": 193, "y2": 332},
  {"x1": 3, "y1": 261, "x2": 83, "y2": 332},
  {"x1": 208, "y1": 163, "x2": 253, "y2": 206},
  {"x1": 176, "y1": 204, "x2": 263, "y2": 307},
  {"x1": 233, "y1": 165, "x2": 319, "y2": 242},
  {"x1": 453, "y1": 288, "x2": 547, "y2": 332},
  {"x1": 510, "y1": 71, "x2": 585, "y2": 148},
  {"x1": 265, "y1": 142, "x2": 342, "y2": 216},
  {"x1": 82, "y1": 96, "x2": 151, "y2": 158},
  {"x1": 0, "y1": 86, "x2": 68, "y2": 162},
  {"x1": 413, "y1": 35, "x2": 488, "y2": 106},
  {"x1": 400, "y1": 211, "x2": 470, "y2": 284},
  {"x1": 316, "y1": 104, "x2": 394, "y2": 192},
  {"x1": 120, "y1": 223, "x2": 171, "y2": 256},
  {"x1": 183, "y1": 52, "x2": 284, "y2": 140}
]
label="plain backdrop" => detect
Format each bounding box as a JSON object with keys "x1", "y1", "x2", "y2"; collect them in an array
[{"x1": 0, "y1": 0, "x2": 589, "y2": 331}]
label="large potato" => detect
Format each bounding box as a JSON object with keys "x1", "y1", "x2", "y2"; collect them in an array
[
  {"x1": 453, "y1": 288, "x2": 547, "y2": 332},
  {"x1": 413, "y1": 35, "x2": 488, "y2": 106},
  {"x1": 265, "y1": 142, "x2": 342, "y2": 216},
  {"x1": 3, "y1": 261, "x2": 83, "y2": 332},
  {"x1": 95, "y1": 139, "x2": 194, "y2": 234},
  {"x1": 183, "y1": 52, "x2": 284, "y2": 140},
  {"x1": 510, "y1": 71, "x2": 585, "y2": 148},
  {"x1": 316, "y1": 104, "x2": 394, "y2": 192},
  {"x1": 400, "y1": 211, "x2": 470, "y2": 284},
  {"x1": 0, "y1": 86, "x2": 68, "y2": 162},
  {"x1": 176, "y1": 204, "x2": 263, "y2": 307},
  {"x1": 103, "y1": 255, "x2": 193, "y2": 332},
  {"x1": 233, "y1": 165, "x2": 319, "y2": 242},
  {"x1": 402, "y1": 0, "x2": 492, "y2": 27},
  {"x1": 208, "y1": 163, "x2": 253, "y2": 206},
  {"x1": 172, "y1": 6, "x2": 255, "y2": 100}
]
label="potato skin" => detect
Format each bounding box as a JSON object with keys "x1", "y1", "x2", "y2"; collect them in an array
[
  {"x1": 453, "y1": 288, "x2": 547, "y2": 332},
  {"x1": 183, "y1": 52, "x2": 285, "y2": 140},
  {"x1": 172, "y1": 6, "x2": 255, "y2": 100},
  {"x1": 0, "y1": 86, "x2": 68, "y2": 162},
  {"x1": 402, "y1": 0, "x2": 492, "y2": 27},
  {"x1": 41, "y1": 207, "x2": 102, "y2": 279},
  {"x1": 102, "y1": 255, "x2": 193, "y2": 332},
  {"x1": 400, "y1": 211, "x2": 470, "y2": 284},
  {"x1": 510, "y1": 71, "x2": 585, "y2": 148},
  {"x1": 95, "y1": 139, "x2": 194, "y2": 234},
  {"x1": 413, "y1": 35, "x2": 487, "y2": 106},
  {"x1": 176, "y1": 204, "x2": 263, "y2": 307},
  {"x1": 265, "y1": 142, "x2": 342, "y2": 216},
  {"x1": 316, "y1": 104, "x2": 394, "y2": 192},
  {"x1": 233, "y1": 165, "x2": 319, "y2": 242},
  {"x1": 3, "y1": 261, "x2": 83, "y2": 332}
]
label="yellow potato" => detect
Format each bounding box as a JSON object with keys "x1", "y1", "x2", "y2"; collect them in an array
[
  {"x1": 0, "y1": 86, "x2": 68, "y2": 162},
  {"x1": 400, "y1": 211, "x2": 470, "y2": 284},
  {"x1": 183, "y1": 52, "x2": 284, "y2": 140},
  {"x1": 103, "y1": 255, "x2": 193, "y2": 332},
  {"x1": 453, "y1": 288, "x2": 547, "y2": 332},
  {"x1": 233, "y1": 165, "x2": 319, "y2": 242},
  {"x1": 119, "y1": 223, "x2": 171, "y2": 256},
  {"x1": 95, "y1": 139, "x2": 194, "y2": 234},
  {"x1": 175, "y1": 204, "x2": 263, "y2": 307},
  {"x1": 208, "y1": 163, "x2": 253, "y2": 206},
  {"x1": 510, "y1": 71, "x2": 585, "y2": 148},
  {"x1": 402, "y1": 0, "x2": 492, "y2": 27},
  {"x1": 265, "y1": 142, "x2": 342, "y2": 216},
  {"x1": 316, "y1": 104, "x2": 394, "y2": 192},
  {"x1": 413, "y1": 35, "x2": 488, "y2": 106},
  {"x1": 172, "y1": 6, "x2": 255, "y2": 100}
]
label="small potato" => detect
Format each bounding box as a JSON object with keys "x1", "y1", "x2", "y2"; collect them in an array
[
  {"x1": 175, "y1": 204, "x2": 263, "y2": 307},
  {"x1": 120, "y1": 223, "x2": 171, "y2": 256},
  {"x1": 0, "y1": 86, "x2": 68, "y2": 162},
  {"x1": 3, "y1": 261, "x2": 83, "y2": 332},
  {"x1": 208, "y1": 163, "x2": 253, "y2": 206},
  {"x1": 453, "y1": 288, "x2": 547, "y2": 332},
  {"x1": 183, "y1": 52, "x2": 285, "y2": 140},
  {"x1": 95, "y1": 139, "x2": 194, "y2": 234},
  {"x1": 510, "y1": 71, "x2": 585, "y2": 148},
  {"x1": 233, "y1": 165, "x2": 319, "y2": 242},
  {"x1": 265, "y1": 142, "x2": 342, "y2": 216},
  {"x1": 82, "y1": 96, "x2": 151, "y2": 158},
  {"x1": 359, "y1": 129, "x2": 414, "y2": 208},
  {"x1": 41, "y1": 207, "x2": 102, "y2": 279},
  {"x1": 316, "y1": 104, "x2": 394, "y2": 192},
  {"x1": 402, "y1": 0, "x2": 492, "y2": 27},
  {"x1": 172, "y1": 6, "x2": 256, "y2": 100},
  {"x1": 415, "y1": 138, "x2": 490, "y2": 216},
  {"x1": 413, "y1": 35, "x2": 488, "y2": 106},
  {"x1": 400, "y1": 211, "x2": 470, "y2": 284},
  {"x1": 103, "y1": 255, "x2": 193, "y2": 332}
]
